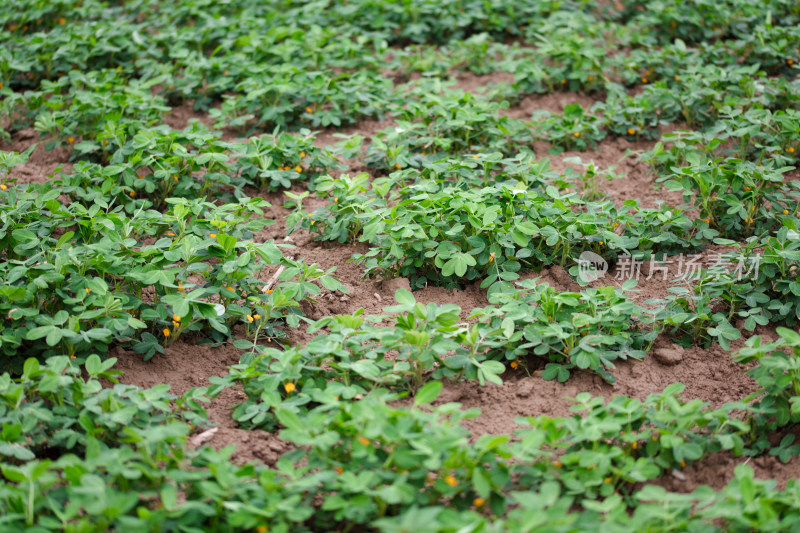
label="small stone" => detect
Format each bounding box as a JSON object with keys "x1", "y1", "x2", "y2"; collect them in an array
[
  {"x1": 654, "y1": 345, "x2": 684, "y2": 366},
  {"x1": 283, "y1": 236, "x2": 294, "y2": 243},
  {"x1": 671, "y1": 469, "x2": 687, "y2": 481},
  {"x1": 374, "y1": 293, "x2": 382, "y2": 302},
  {"x1": 381, "y1": 277, "x2": 412, "y2": 293},
  {"x1": 517, "y1": 380, "x2": 536, "y2": 398}
]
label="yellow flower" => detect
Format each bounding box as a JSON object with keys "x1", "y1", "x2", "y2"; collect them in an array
[
  {"x1": 604, "y1": 477, "x2": 612, "y2": 483},
  {"x1": 257, "y1": 527, "x2": 269, "y2": 533},
  {"x1": 163, "y1": 328, "x2": 170, "y2": 337},
  {"x1": 262, "y1": 287, "x2": 273, "y2": 294},
  {"x1": 173, "y1": 314, "x2": 181, "y2": 322},
  {"x1": 335, "y1": 466, "x2": 343, "y2": 474},
  {"x1": 674, "y1": 75, "x2": 679, "y2": 81},
  {"x1": 395, "y1": 163, "x2": 402, "y2": 169},
  {"x1": 59, "y1": 18, "x2": 66, "y2": 25},
  {"x1": 67, "y1": 136, "x2": 75, "y2": 144},
  {"x1": 85, "y1": 288, "x2": 91, "y2": 294},
  {"x1": 641, "y1": 77, "x2": 648, "y2": 83},
  {"x1": 443, "y1": 475, "x2": 458, "y2": 487},
  {"x1": 246, "y1": 314, "x2": 254, "y2": 322},
  {"x1": 788, "y1": 147, "x2": 795, "y2": 153},
  {"x1": 284, "y1": 382, "x2": 295, "y2": 393},
  {"x1": 680, "y1": 460, "x2": 686, "y2": 468},
  {"x1": 473, "y1": 155, "x2": 480, "y2": 159},
  {"x1": 0, "y1": 184, "x2": 7, "y2": 191},
  {"x1": 295, "y1": 165, "x2": 302, "y2": 172},
  {"x1": 627, "y1": 128, "x2": 636, "y2": 135},
  {"x1": 358, "y1": 436, "x2": 370, "y2": 446},
  {"x1": 632, "y1": 441, "x2": 638, "y2": 449},
  {"x1": 784, "y1": 210, "x2": 789, "y2": 215},
  {"x1": 310, "y1": 220, "x2": 315, "y2": 225},
  {"x1": 555, "y1": 461, "x2": 562, "y2": 467},
  {"x1": 253, "y1": 314, "x2": 261, "y2": 319},
  {"x1": 305, "y1": 106, "x2": 313, "y2": 113},
  {"x1": 300, "y1": 152, "x2": 306, "y2": 158},
  {"x1": 0, "y1": 82, "x2": 3, "y2": 90},
  {"x1": 167, "y1": 232, "x2": 175, "y2": 237},
  {"x1": 209, "y1": 233, "x2": 216, "y2": 238},
  {"x1": 510, "y1": 361, "x2": 518, "y2": 369},
  {"x1": 744, "y1": 186, "x2": 751, "y2": 191},
  {"x1": 173, "y1": 175, "x2": 178, "y2": 181},
  {"x1": 129, "y1": 191, "x2": 136, "y2": 197},
  {"x1": 473, "y1": 497, "x2": 485, "y2": 507}
]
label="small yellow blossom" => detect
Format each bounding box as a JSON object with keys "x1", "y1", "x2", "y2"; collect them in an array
[{"x1": 284, "y1": 382, "x2": 295, "y2": 393}]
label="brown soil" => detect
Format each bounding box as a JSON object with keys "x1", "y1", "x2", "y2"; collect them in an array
[
  {"x1": 501, "y1": 91, "x2": 601, "y2": 120},
  {"x1": 0, "y1": 128, "x2": 72, "y2": 184}
]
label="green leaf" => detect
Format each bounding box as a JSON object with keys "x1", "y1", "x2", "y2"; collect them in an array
[
  {"x1": 414, "y1": 381, "x2": 443, "y2": 406},
  {"x1": 394, "y1": 288, "x2": 415, "y2": 306}
]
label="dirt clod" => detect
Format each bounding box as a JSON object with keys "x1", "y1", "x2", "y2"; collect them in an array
[{"x1": 654, "y1": 345, "x2": 685, "y2": 366}]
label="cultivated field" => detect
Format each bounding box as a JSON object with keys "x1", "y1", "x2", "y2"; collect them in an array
[{"x1": 2, "y1": 0, "x2": 800, "y2": 531}]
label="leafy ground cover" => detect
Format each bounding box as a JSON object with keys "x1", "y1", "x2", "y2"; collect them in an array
[{"x1": 2, "y1": 0, "x2": 800, "y2": 531}]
